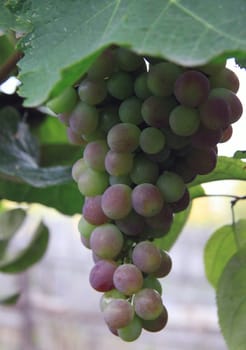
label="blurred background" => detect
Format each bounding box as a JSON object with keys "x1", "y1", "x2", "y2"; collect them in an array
[{"x1": 0, "y1": 60, "x2": 245, "y2": 350}]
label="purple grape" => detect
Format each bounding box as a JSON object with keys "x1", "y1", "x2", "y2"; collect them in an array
[
  {"x1": 134, "y1": 288, "x2": 163, "y2": 320},
  {"x1": 69, "y1": 101, "x2": 99, "y2": 135},
  {"x1": 145, "y1": 205, "x2": 173, "y2": 235},
  {"x1": 82, "y1": 195, "x2": 109, "y2": 225},
  {"x1": 132, "y1": 184, "x2": 164, "y2": 217},
  {"x1": 101, "y1": 184, "x2": 132, "y2": 220},
  {"x1": 83, "y1": 140, "x2": 109, "y2": 171},
  {"x1": 191, "y1": 124, "x2": 222, "y2": 149},
  {"x1": 186, "y1": 147, "x2": 217, "y2": 175},
  {"x1": 132, "y1": 241, "x2": 162, "y2": 274},
  {"x1": 115, "y1": 210, "x2": 146, "y2": 237},
  {"x1": 209, "y1": 67, "x2": 240, "y2": 93},
  {"x1": 107, "y1": 123, "x2": 140, "y2": 152},
  {"x1": 113, "y1": 264, "x2": 143, "y2": 295},
  {"x1": 169, "y1": 187, "x2": 190, "y2": 212},
  {"x1": 89, "y1": 259, "x2": 117, "y2": 292},
  {"x1": 103, "y1": 299, "x2": 134, "y2": 329},
  {"x1": 152, "y1": 250, "x2": 172, "y2": 278},
  {"x1": 100, "y1": 289, "x2": 126, "y2": 311},
  {"x1": 105, "y1": 150, "x2": 134, "y2": 176},
  {"x1": 141, "y1": 306, "x2": 168, "y2": 332}
]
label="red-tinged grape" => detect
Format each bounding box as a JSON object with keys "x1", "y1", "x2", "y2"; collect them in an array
[
  {"x1": 116, "y1": 47, "x2": 145, "y2": 72},
  {"x1": 169, "y1": 105, "x2": 200, "y2": 136},
  {"x1": 109, "y1": 175, "x2": 132, "y2": 186},
  {"x1": 132, "y1": 184, "x2": 164, "y2": 217},
  {"x1": 83, "y1": 140, "x2": 109, "y2": 171},
  {"x1": 210, "y1": 88, "x2": 243, "y2": 124},
  {"x1": 142, "y1": 275, "x2": 162, "y2": 295},
  {"x1": 78, "y1": 77, "x2": 107, "y2": 105},
  {"x1": 69, "y1": 101, "x2": 99, "y2": 135},
  {"x1": 170, "y1": 187, "x2": 190, "y2": 213},
  {"x1": 147, "y1": 147, "x2": 171, "y2": 163},
  {"x1": 47, "y1": 87, "x2": 78, "y2": 114},
  {"x1": 78, "y1": 216, "x2": 97, "y2": 241},
  {"x1": 134, "y1": 288, "x2": 163, "y2": 320},
  {"x1": 82, "y1": 195, "x2": 109, "y2": 225},
  {"x1": 172, "y1": 157, "x2": 197, "y2": 183},
  {"x1": 100, "y1": 105, "x2": 120, "y2": 133},
  {"x1": 140, "y1": 127, "x2": 166, "y2": 154},
  {"x1": 113, "y1": 264, "x2": 143, "y2": 296},
  {"x1": 199, "y1": 94, "x2": 231, "y2": 130},
  {"x1": 101, "y1": 184, "x2": 132, "y2": 220},
  {"x1": 152, "y1": 250, "x2": 172, "y2": 278},
  {"x1": 103, "y1": 299, "x2": 134, "y2": 329},
  {"x1": 141, "y1": 95, "x2": 177, "y2": 128},
  {"x1": 147, "y1": 62, "x2": 183, "y2": 97},
  {"x1": 90, "y1": 223, "x2": 124, "y2": 259},
  {"x1": 66, "y1": 127, "x2": 86, "y2": 145},
  {"x1": 174, "y1": 70, "x2": 210, "y2": 107},
  {"x1": 107, "y1": 71, "x2": 134, "y2": 100},
  {"x1": 141, "y1": 306, "x2": 168, "y2": 332},
  {"x1": 220, "y1": 125, "x2": 233, "y2": 143},
  {"x1": 163, "y1": 128, "x2": 190, "y2": 150},
  {"x1": 77, "y1": 168, "x2": 109, "y2": 196},
  {"x1": 107, "y1": 123, "x2": 140, "y2": 152},
  {"x1": 130, "y1": 154, "x2": 159, "y2": 184},
  {"x1": 191, "y1": 124, "x2": 222, "y2": 149},
  {"x1": 157, "y1": 171, "x2": 185, "y2": 203},
  {"x1": 145, "y1": 205, "x2": 173, "y2": 235},
  {"x1": 105, "y1": 150, "x2": 133, "y2": 176},
  {"x1": 119, "y1": 96, "x2": 143, "y2": 125},
  {"x1": 89, "y1": 259, "x2": 117, "y2": 292},
  {"x1": 186, "y1": 147, "x2": 217, "y2": 175},
  {"x1": 115, "y1": 210, "x2": 146, "y2": 237},
  {"x1": 72, "y1": 158, "x2": 88, "y2": 182},
  {"x1": 197, "y1": 59, "x2": 226, "y2": 75},
  {"x1": 87, "y1": 48, "x2": 117, "y2": 79},
  {"x1": 100, "y1": 289, "x2": 126, "y2": 311},
  {"x1": 209, "y1": 67, "x2": 240, "y2": 93},
  {"x1": 132, "y1": 241, "x2": 162, "y2": 274},
  {"x1": 134, "y1": 72, "x2": 152, "y2": 99},
  {"x1": 118, "y1": 315, "x2": 142, "y2": 342}
]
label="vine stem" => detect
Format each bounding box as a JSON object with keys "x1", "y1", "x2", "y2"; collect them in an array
[{"x1": 0, "y1": 50, "x2": 23, "y2": 85}]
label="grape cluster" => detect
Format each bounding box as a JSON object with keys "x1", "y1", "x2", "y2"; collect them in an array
[{"x1": 50, "y1": 46, "x2": 243, "y2": 341}]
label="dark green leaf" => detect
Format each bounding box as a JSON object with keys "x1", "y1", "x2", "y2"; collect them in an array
[
  {"x1": 4, "y1": 0, "x2": 245, "y2": 106},
  {"x1": 0, "y1": 221, "x2": 49, "y2": 273},
  {"x1": 235, "y1": 57, "x2": 246, "y2": 69},
  {"x1": 217, "y1": 246, "x2": 246, "y2": 350},
  {"x1": 233, "y1": 150, "x2": 246, "y2": 159},
  {"x1": 0, "y1": 292, "x2": 20, "y2": 305},
  {"x1": 0, "y1": 107, "x2": 73, "y2": 187},
  {"x1": 204, "y1": 220, "x2": 246, "y2": 288}
]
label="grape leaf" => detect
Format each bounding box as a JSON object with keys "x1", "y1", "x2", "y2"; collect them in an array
[
  {"x1": 204, "y1": 220, "x2": 246, "y2": 288},
  {"x1": 0, "y1": 292, "x2": 20, "y2": 305},
  {"x1": 217, "y1": 247, "x2": 246, "y2": 350},
  {"x1": 233, "y1": 150, "x2": 246, "y2": 160},
  {"x1": 0, "y1": 221, "x2": 49, "y2": 273},
  {"x1": 2, "y1": 0, "x2": 245, "y2": 106},
  {"x1": 0, "y1": 1, "x2": 33, "y2": 33},
  {"x1": 0, "y1": 107, "x2": 73, "y2": 187}
]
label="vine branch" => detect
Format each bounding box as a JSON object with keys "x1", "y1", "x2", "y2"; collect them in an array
[{"x1": 0, "y1": 51, "x2": 23, "y2": 85}]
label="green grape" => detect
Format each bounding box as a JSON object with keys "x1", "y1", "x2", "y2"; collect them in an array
[
  {"x1": 169, "y1": 105, "x2": 200, "y2": 136},
  {"x1": 134, "y1": 72, "x2": 152, "y2": 99},
  {"x1": 107, "y1": 71, "x2": 134, "y2": 100},
  {"x1": 78, "y1": 216, "x2": 97, "y2": 241},
  {"x1": 100, "y1": 289, "x2": 126, "y2": 311},
  {"x1": 99, "y1": 105, "x2": 120, "y2": 133},
  {"x1": 118, "y1": 315, "x2": 142, "y2": 342},
  {"x1": 78, "y1": 77, "x2": 107, "y2": 105},
  {"x1": 209, "y1": 67, "x2": 240, "y2": 93},
  {"x1": 87, "y1": 48, "x2": 117, "y2": 79},
  {"x1": 119, "y1": 96, "x2": 143, "y2": 125},
  {"x1": 109, "y1": 174, "x2": 132, "y2": 186},
  {"x1": 47, "y1": 86, "x2": 78, "y2": 114},
  {"x1": 140, "y1": 127, "x2": 166, "y2": 154},
  {"x1": 71, "y1": 158, "x2": 88, "y2": 182},
  {"x1": 142, "y1": 275, "x2": 162, "y2": 295},
  {"x1": 69, "y1": 101, "x2": 99, "y2": 135},
  {"x1": 157, "y1": 171, "x2": 185, "y2": 203},
  {"x1": 105, "y1": 150, "x2": 134, "y2": 176},
  {"x1": 77, "y1": 168, "x2": 109, "y2": 196},
  {"x1": 116, "y1": 47, "x2": 144, "y2": 72},
  {"x1": 107, "y1": 123, "x2": 140, "y2": 152},
  {"x1": 130, "y1": 154, "x2": 159, "y2": 184}
]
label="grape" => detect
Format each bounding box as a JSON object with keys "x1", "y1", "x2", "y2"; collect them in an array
[
  {"x1": 147, "y1": 62, "x2": 183, "y2": 97},
  {"x1": 101, "y1": 184, "x2": 132, "y2": 220},
  {"x1": 83, "y1": 140, "x2": 109, "y2": 171},
  {"x1": 191, "y1": 124, "x2": 222, "y2": 149},
  {"x1": 186, "y1": 147, "x2": 217, "y2": 175},
  {"x1": 141, "y1": 95, "x2": 177, "y2": 128},
  {"x1": 210, "y1": 88, "x2": 243, "y2": 124},
  {"x1": 115, "y1": 210, "x2": 146, "y2": 237},
  {"x1": 152, "y1": 250, "x2": 172, "y2": 278},
  {"x1": 47, "y1": 86, "x2": 78, "y2": 114},
  {"x1": 157, "y1": 171, "x2": 185, "y2": 203},
  {"x1": 109, "y1": 174, "x2": 132, "y2": 186},
  {"x1": 147, "y1": 147, "x2": 171, "y2": 164},
  {"x1": 77, "y1": 168, "x2": 109, "y2": 196},
  {"x1": 100, "y1": 289, "x2": 126, "y2": 311},
  {"x1": 132, "y1": 184, "x2": 164, "y2": 217},
  {"x1": 141, "y1": 306, "x2": 168, "y2": 332},
  {"x1": 140, "y1": 127, "x2": 166, "y2": 154},
  {"x1": 90, "y1": 223, "x2": 124, "y2": 259},
  {"x1": 134, "y1": 288, "x2": 163, "y2": 320},
  {"x1": 170, "y1": 188, "x2": 190, "y2": 213},
  {"x1": 87, "y1": 48, "x2": 117, "y2": 79},
  {"x1": 142, "y1": 275, "x2": 162, "y2": 295},
  {"x1": 145, "y1": 205, "x2": 173, "y2": 235},
  {"x1": 78, "y1": 77, "x2": 107, "y2": 105},
  {"x1": 103, "y1": 299, "x2": 134, "y2": 329},
  {"x1": 163, "y1": 128, "x2": 190, "y2": 150},
  {"x1": 66, "y1": 127, "x2": 86, "y2": 145},
  {"x1": 169, "y1": 105, "x2": 200, "y2": 136},
  {"x1": 130, "y1": 154, "x2": 159, "y2": 184},
  {"x1": 89, "y1": 259, "x2": 117, "y2": 292},
  {"x1": 197, "y1": 59, "x2": 226, "y2": 75},
  {"x1": 80, "y1": 235, "x2": 91, "y2": 249},
  {"x1": 107, "y1": 123, "x2": 140, "y2": 152},
  {"x1": 119, "y1": 96, "x2": 143, "y2": 125},
  {"x1": 82, "y1": 195, "x2": 109, "y2": 225},
  {"x1": 71, "y1": 158, "x2": 88, "y2": 182},
  {"x1": 210, "y1": 67, "x2": 240, "y2": 93},
  {"x1": 132, "y1": 241, "x2": 162, "y2": 274},
  {"x1": 116, "y1": 47, "x2": 144, "y2": 72},
  {"x1": 82, "y1": 127, "x2": 105, "y2": 142},
  {"x1": 69, "y1": 101, "x2": 99, "y2": 135},
  {"x1": 118, "y1": 315, "x2": 142, "y2": 342},
  {"x1": 199, "y1": 94, "x2": 231, "y2": 130},
  {"x1": 134, "y1": 72, "x2": 151, "y2": 99},
  {"x1": 78, "y1": 216, "x2": 97, "y2": 241},
  {"x1": 57, "y1": 112, "x2": 71, "y2": 126},
  {"x1": 174, "y1": 70, "x2": 210, "y2": 107},
  {"x1": 99, "y1": 105, "x2": 120, "y2": 133},
  {"x1": 113, "y1": 264, "x2": 143, "y2": 295},
  {"x1": 220, "y1": 125, "x2": 233, "y2": 143},
  {"x1": 172, "y1": 157, "x2": 197, "y2": 183},
  {"x1": 107, "y1": 71, "x2": 134, "y2": 100},
  {"x1": 105, "y1": 150, "x2": 134, "y2": 176}
]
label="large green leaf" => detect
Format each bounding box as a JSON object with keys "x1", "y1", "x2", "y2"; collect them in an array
[
  {"x1": 2, "y1": 0, "x2": 245, "y2": 106},
  {"x1": 204, "y1": 220, "x2": 246, "y2": 288},
  {"x1": 0, "y1": 221, "x2": 49, "y2": 273},
  {"x1": 0, "y1": 107, "x2": 73, "y2": 187},
  {"x1": 217, "y1": 247, "x2": 246, "y2": 350}
]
